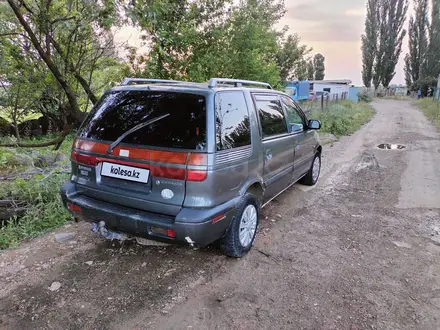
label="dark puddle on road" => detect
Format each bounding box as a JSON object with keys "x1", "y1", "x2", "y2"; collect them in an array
[{"x1": 377, "y1": 143, "x2": 406, "y2": 150}]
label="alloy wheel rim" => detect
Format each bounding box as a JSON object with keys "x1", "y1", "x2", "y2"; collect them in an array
[
  {"x1": 239, "y1": 205, "x2": 257, "y2": 247},
  {"x1": 312, "y1": 157, "x2": 321, "y2": 182}
]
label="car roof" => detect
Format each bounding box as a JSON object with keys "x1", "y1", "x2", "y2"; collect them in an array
[{"x1": 109, "y1": 83, "x2": 289, "y2": 97}]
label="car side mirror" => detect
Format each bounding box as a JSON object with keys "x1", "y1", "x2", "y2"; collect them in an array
[{"x1": 308, "y1": 120, "x2": 321, "y2": 130}]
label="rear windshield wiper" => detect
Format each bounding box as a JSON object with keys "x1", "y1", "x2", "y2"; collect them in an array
[{"x1": 106, "y1": 113, "x2": 170, "y2": 154}]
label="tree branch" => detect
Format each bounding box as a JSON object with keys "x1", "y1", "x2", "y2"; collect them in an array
[
  {"x1": 51, "y1": 16, "x2": 76, "y2": 25},
  {"x1": 48, "y1": 34, "x2": 98, "y2": 105},
  {"x1": 6, "y1": 0, "x2": 82, "y2": 123},
  {"x1": 0, "y1": 128, "x2": 71, "y2": 149},
  {"x1": 0, "y1": 32, "x2": 22, "y2": 37}
]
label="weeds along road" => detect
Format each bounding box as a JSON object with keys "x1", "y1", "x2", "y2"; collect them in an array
[{"x1": 1, "y1": 99, "x2": 440, "y2": 330}]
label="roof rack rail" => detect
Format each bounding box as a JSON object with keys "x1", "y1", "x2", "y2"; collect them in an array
[
  {"x1": 208, "y1": 78, "x2": 272, "y2": 89},
  {"x1": 121, "y1": 78, "x2": 186, "y2": 86}
]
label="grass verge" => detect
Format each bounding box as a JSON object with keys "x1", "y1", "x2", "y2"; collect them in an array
[
  {"x1": 0, "y1": 173, "x2": 72, "y2": 249},
  {"x1": 0, "y1": 134, "x2": 75, "y2": 249},
  {"x1": 415, "y1": 98, "x2": 440, "y2": 131},
  {"x1": 310, "y1": 100, "x2": 376, "y2": 136}
]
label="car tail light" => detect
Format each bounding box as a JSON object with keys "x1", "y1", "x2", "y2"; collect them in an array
[
  {"x1": 188, "y1": 153, "x2": 207, "y2": 166},
  {"x1": 187, "y1": 170, "x2": 207, "y2": 181},
  {"x1": 72, "y1": 138, "x2": 208, "y2": 181},
  {"x1": 167, "y1": 229, "x2": 176, "y2": 238},
  {"x1": 67, "y1": 202, "x2": 82, "y2": 213},
  {"x1": 71, "y1": 151, "x2": 97, "y2": 166},
  {"x1": 187, "y1": 153, "x2": 207, "y2": 181}
]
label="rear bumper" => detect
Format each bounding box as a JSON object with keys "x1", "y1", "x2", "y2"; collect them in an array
[{"x1": 61, "y1": 181, "x2": 238, "y2": 247}]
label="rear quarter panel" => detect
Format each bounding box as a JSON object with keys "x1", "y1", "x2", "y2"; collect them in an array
[{"x1": 183, "y1": 90, "x2": 264, "y2": 208}]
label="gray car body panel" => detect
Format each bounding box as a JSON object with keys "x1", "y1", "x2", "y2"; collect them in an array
[{"x1": 61, "y1": 82, "x2": 321, "y2": 247}]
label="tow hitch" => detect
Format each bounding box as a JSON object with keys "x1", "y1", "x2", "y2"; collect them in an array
[
  {"x1": 91, "y1": 221, "x2": 129, "y2": 241},
  {"x1": 91, "y1": 221, "x2": 169, "y2": 246}
]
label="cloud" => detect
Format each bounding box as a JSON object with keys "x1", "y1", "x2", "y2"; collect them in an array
[
  {"x1": 345, "y1": 8, "x2": 366, "y2": 16},
  {"x1": 281, "y1": 0, "x2": 366, "y2": 42},
  {"x1": 303, "y1": 22, "x2": 363, "y2": 42}
]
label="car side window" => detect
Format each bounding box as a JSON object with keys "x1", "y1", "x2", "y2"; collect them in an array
[
  {"x1": 281, "y1": 97, "x2": 306, "y2": 133},
  {"x1": 215, "y1": 91, "x2": 251, "y2": 151},
  {"x1": 254, "y1": 95, "x2": 288, "y2": 138}
]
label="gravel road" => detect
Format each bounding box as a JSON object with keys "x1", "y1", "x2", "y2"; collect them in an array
[{"x1": 1, "y1": 99, "x2": 440, "y2": 330}]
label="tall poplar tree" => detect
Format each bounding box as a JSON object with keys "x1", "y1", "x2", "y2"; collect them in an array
[
  {"x1": 404, "y1": 0, "x2": 429, "y2": 86},
  {"x1": 313, "y1": 53, "x2": 325, "y2": 80},
  {"x1": 307, "y1": 60, "x2": 314, "y2": 80},
  {"x1": 426, "y1": 0, "x2": 440, "y2": 78},
  {"x1": 363, "y1": 0, "x2": 408, "y2": 88},
  {"x1": 379, "y1": 0, "x2": 409, "y2": 87},
  {"x1": 361, "y1": 0, "x2": 380, "y2": 87}
]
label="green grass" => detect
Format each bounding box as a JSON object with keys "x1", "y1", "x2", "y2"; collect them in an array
[
  {"x1": 415, "y1": 98, "x2": 440, "y2": 131},
  {"x1": 310, "y1": 100, "x2": 376, "y2": 136},
  {"x1": 0, "y1": 173, "x2": 72, "y2": 249},
  {"x1": 0, "y1": 134, "x2": 76, "y2": 249}
]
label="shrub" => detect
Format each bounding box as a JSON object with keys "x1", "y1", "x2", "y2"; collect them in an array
[
  {"x1": 310, "y1": 101, "x2": 375, "y2": 136},
  {"x1": 415, "y1": 98, "x2": 440, "y2": 130},
  {"x1": 358, "y1": 91, "x2": 373, "y2": 103},
  {"x1": 0, "y1": 173, "x2": 72, "y2": 249}
]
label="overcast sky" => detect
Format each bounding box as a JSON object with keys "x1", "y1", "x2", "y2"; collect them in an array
[
  {"x1": 279, "y1": 0, "x2": 409, "y2": 86},
  {"x1": 116, "y1": 0, "x2": 411, "y2": 86}
]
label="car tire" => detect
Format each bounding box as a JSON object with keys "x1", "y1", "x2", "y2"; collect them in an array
[
  {"x1": 300, "y1": 152, "x2": 321, "y2": 186},
  {"x1": 219, "y1": 193, "x2": 259, "y2": 258}
]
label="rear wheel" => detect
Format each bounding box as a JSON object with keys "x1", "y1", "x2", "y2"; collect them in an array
[
  {"x1": 300, "y1": 153, "x2": 321, "y2": 186},
  {"x1": 219, "y1": 193, "x2": 259, "y2": 258}
]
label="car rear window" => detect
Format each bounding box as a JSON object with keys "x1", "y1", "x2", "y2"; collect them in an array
[{"x1": 78, "y1": 91, "x2": 207, "y2": 150}]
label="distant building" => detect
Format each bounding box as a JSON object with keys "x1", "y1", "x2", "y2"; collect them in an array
[
  {"x1": 285, "y1": 81, "x2": 310, "y2": 101},
  {"x1": 309, "y1": 80, "x2": 352, "y2": 101},
  {"x1": 394, "y1": 86, "x2": 408, "y2": 96}
]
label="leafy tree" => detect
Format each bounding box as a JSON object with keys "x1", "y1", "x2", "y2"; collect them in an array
[
  {"x1": 412, "y1": 76, "x2": 438, "y2": 95},
  {"x1": 0, "y1": 35, "x2": 46, "y2": 140},
  {"x1": 276, "y1": 33, "x2": 311, "y2": 82},
  {"x1": 307, "y1": 60, "x2": 314, "y2": 80},
  {"x1": 295, "y1": 59, "x2": 308, "y2": 81},
  {"x1": 404, "y1": 54, "x2": 413, "y2": 87},
  {"x1": 222, "y1": 0, "x2": 285, "y2": 87},
  {"x1": 373, "y1": 0, "x2": 409, "y2": 88},
  {"x1": 1, "y1": 0, "x2": 123, "y2": 145},
  {"x1": 125, "y1": 46, "x2": 148, "y2": 77},
  {"x1": 404, "y1": 0, "x2": 429, "y2": 86},
  {"x1": 425, "y1": 0, "x2": 440, "y2": 79},
  {"x1": 131, "y1": 0, "x2": 289, "y2": 86},
  {"x1": 313, "y1": 53, "x2": 325, "y2": 80},
  {"x1": 131, "y1": 0, "x2": 234, "y2": 81},
  {"x1": 361, "y1": 0, "x2": 380, "y2": 87}
]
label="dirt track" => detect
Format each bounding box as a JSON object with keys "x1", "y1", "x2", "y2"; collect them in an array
[{"x1": 1, "y1": 99, "x2": 440, "y2": 330}]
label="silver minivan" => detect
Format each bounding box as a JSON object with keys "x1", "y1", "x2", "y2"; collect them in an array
[{"x1": 61, "y1": 78, "x2": 322, "y2": 257}]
